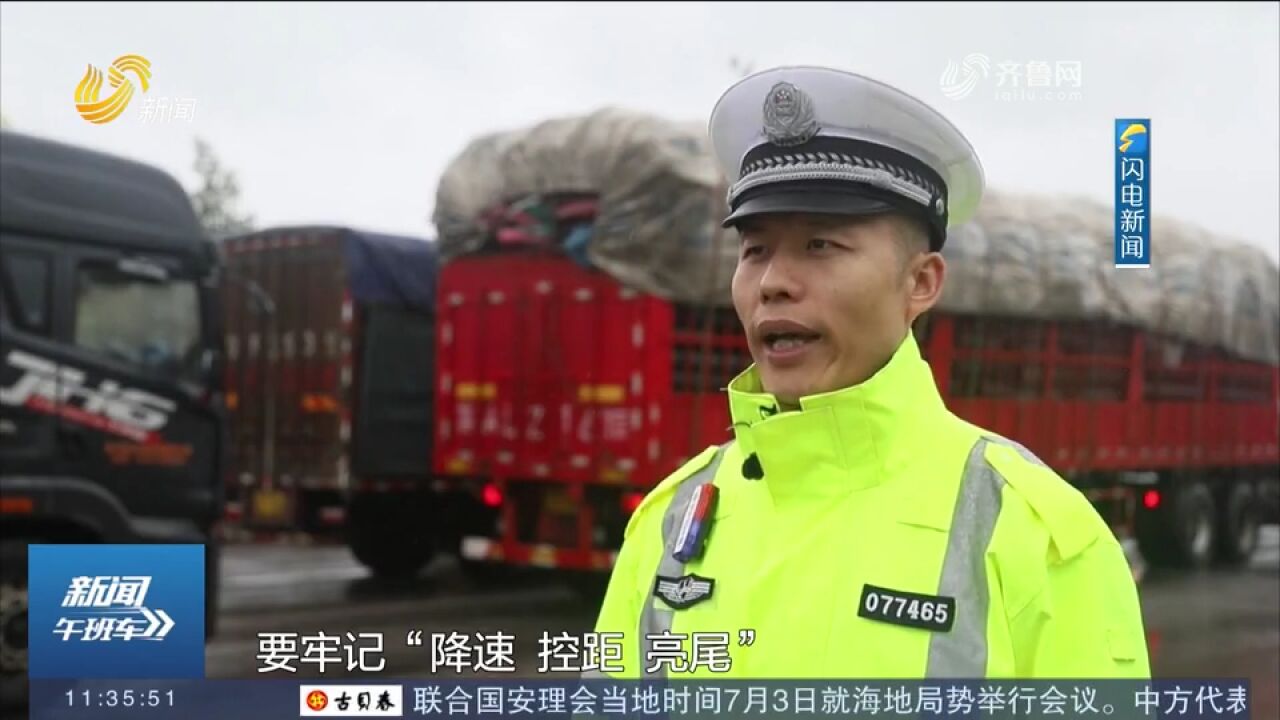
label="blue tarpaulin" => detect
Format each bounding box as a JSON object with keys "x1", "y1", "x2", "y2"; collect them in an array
[{"x1": 339, "y1": 228, "x2": 438, "y2": 310}]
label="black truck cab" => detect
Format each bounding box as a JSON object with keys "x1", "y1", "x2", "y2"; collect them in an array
[{"x1": 0, "y1": 130, "x2": 224, "y2": 702}]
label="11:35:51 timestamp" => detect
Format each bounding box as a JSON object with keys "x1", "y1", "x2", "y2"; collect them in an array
[{"x1": 66, "y1": 688, "x2": 176, "y2": 709}]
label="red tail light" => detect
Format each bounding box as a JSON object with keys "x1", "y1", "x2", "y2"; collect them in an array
[
  {"x1": 622, "y1": 492, "x2": 645, "y2": 515},
  {"x1": 1143, "y1": 489, "x2": 1161, "y2": 510},
  {"x1": 482, "y1": 484, "x2": 503, "y2": 508}
]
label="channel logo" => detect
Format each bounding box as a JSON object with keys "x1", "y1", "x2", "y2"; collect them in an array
[
  {"x1": 74, "y1": 54, "x2": 152, "y2": 124},
  {"x1": 28, "y1": 544, "x2": 204, "y2": 679}
]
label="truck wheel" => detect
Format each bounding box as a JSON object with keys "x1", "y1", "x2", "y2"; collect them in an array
[
  {"x1": 1215, "y1": 481, "x2": 1259, "y2": 566},
  {"x1": 0, "y1": 541, "x2": 28, "y2": 709},
  {"x1": 1173, "y1": 481, "x2": 1217, "y2": 569},
  {"x1": 350, "y1": 533, "x2": 435, "y2": 580},
  {"x1": 347, "y1": 494, "x2": 435, "y2": 580},
  {"x1": 1137, "y1": 480, "x2": 1217, "y2": 569}
]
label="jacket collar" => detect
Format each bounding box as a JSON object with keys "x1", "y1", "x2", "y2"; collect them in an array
[{"x1": 726, "y1": 331, "x2": 949, "y2": 504}]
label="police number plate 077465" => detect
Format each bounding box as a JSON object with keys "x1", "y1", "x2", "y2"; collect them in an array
[{"x1": 858, "y1": 584, "x2": 955, "y2": 632}]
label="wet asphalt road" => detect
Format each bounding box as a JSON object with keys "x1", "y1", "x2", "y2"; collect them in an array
[{"x1": 201, "y1": 527, "x2": 1280, "y2": 716}]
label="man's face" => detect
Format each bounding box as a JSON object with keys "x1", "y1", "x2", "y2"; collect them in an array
[{"x1": 731, "y1": 212, "x2": 942, "y2": 407}]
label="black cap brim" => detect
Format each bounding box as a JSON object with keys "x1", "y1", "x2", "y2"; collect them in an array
[{"x1": 721, "y1": 190, "x2": 896, "y2": 229}]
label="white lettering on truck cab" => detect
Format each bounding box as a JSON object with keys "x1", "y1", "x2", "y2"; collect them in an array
[{"x1": 0, "y1": 350, "x2": 176, "y2": 434}]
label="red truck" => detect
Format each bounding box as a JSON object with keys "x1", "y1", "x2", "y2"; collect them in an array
[
  {"x1": 432, "y1": 220, "x2": 1279, "y2": 581},
  {"x1": 219, "y1": 226, "x2": 441, "y2": 577}
]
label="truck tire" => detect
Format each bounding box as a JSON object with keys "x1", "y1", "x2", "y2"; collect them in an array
[
  {"x1": 1215, "y1": 481, "x2": 1259, "y2": 566},
  {"x1": 349, "y1": 532, "x2": 434, "y2": 580},
  {"x1": 0, "y1": 541, "x2": 28, "y2": 709},
  {"x1": 346, "y1": 494, "x2": 435, "y2": 580},
  {"x1": 1137, "y1": 480, "x2": 1217, "y2": 570},
  {"x1": 1171, "y1": 481, "x2": 1217, "y2": 569}
]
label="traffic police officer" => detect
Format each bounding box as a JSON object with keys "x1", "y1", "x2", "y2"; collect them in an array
[{"x1": 592, "y1": 66, "x2": 1150, "y2": 679}]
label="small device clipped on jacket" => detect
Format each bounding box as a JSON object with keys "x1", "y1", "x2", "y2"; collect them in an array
[
  {"x1": 742, "y1": 452, "x2": 764, "y2": 480},
  {"x1": 672, "y1": 483, "x2": 719, "y2": 563}
]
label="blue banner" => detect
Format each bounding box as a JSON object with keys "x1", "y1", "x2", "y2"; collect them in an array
[
  {"x1": 27, "y1": 544, "x2": 206, "y2": 680},
  {"x1": 30, "y1": 679, "x2": 1253, "y2": 720},
  {"x1": 1115, "y1": 118, "x2": 1151, "y2": 268}
]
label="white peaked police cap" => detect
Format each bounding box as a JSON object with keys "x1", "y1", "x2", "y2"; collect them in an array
[{"x1": 709, "y1": 65, "x2": 985, "y2": 251}]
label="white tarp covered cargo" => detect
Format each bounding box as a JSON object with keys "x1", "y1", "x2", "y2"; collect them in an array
[{"x1": 433, "y1": 109, "x2": 1279, "y2": 365}]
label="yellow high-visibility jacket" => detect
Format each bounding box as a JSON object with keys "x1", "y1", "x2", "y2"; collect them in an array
[{"x1": 593, "y1": 331, "x2": 1150, "y2": 679}]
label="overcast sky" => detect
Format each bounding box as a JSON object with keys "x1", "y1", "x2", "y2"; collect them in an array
[{"x1": 2, "y1": 1, "x2": 1277, "y2": 261}]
